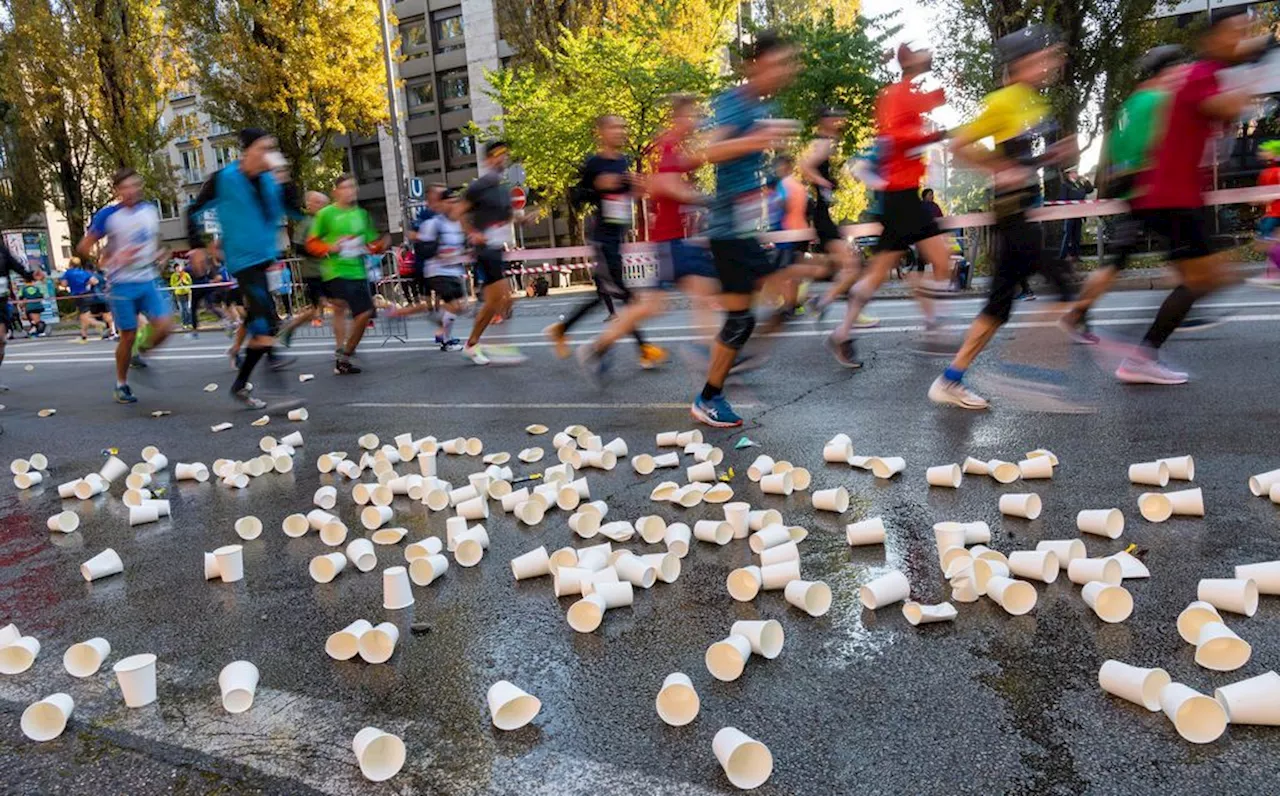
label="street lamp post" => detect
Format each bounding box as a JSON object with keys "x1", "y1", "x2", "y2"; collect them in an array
[{"x1": 376, "y1": 0, "x2": 409, "y2": 237}]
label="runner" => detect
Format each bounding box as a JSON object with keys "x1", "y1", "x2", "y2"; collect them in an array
[
  {"x1": 17, "y1": 274, "x2": 47, "y2": 337},
  {"x1": 573, "y1": 95, "x2": 720, "y2": 381},
  {"x1": 689, "y1": 30, "x2": 799, "y2": 427},
  {"x1": 278, "y1": 190, "x2": 331, "y2": 347},
  {"x1": 830, "y1": 43, "x2": 953, "y2": 368},
  {"x1": 305, "y1": 174, "x2": 387, "y2": 375},
  {"x1": 1249, "y1": 139, "x2": 1280, "y2": 287},
  {"x1": 546, "y1": 115, "x2": 665, "y2": 369},
  {"x1": 76, "y1": 167, "x2": 176, "y2": 404},
  {"x1": 459, "y1": 140, "x2": 524, "y2": 365},
  {"x1": 60, "y1": 258, "x2": 113, "y2": 340},
  {"x1": 187, "y1": 129, "x2": 304, "y2": 408},
  {"x1": 928, "y1": 25, "x2": 1077, "y2": 409},
  {"x1": 0, "y1": 243, "x2": 36, "y2": 389},
  {"x1": 388, "y1": 188, "x2": 470, "y2": 350},
  {"x1": 1060, "y1": 45, "x2": 1186, "y2": 341},
  {"x1": 1115, "y1": 10, "x2": 1261, "y2": 385}
]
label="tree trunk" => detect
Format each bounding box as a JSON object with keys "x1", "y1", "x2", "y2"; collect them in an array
[{"x1": 49, "y1": 115, "x2": 87, "y2": 242}]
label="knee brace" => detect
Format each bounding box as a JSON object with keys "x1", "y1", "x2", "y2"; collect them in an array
[{"x1": 718, "y1": 309, "x2": 756, "y2": 350}]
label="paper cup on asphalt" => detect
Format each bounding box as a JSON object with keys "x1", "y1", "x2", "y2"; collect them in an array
[
  {"x1": 63, "y1": 638, "x2": 110, "y2": 678},
  {"x1": 694, "y1": 520, "x2": 732, "y2": 546},
  {"x1": 319, "y1": 519, "x2": 348, "y2": 547},
  {"x1": 785, "y1": 580, "x2": 832, "y2": 617},
  {"x1": 1067, "y1": 557, "x2": 1121, "y2": 586},
  {"x1": 310, "y1": 552, "x2": 347, "y2": 583},
  {"x1": 372, "y1": 527, "x2": 407, "y2": 545},
  {"x1": 14, "y1": 471, "x2": 44, "y2": 489},
  {"x1": 1195, "y1": 621, "x2": 1251, "y2": 671},
  {"x1": 0, "y1": 636, "x2": 40, "y2": 674},
  {"x1": 686, "y1": 461, "x2": 716, "y2": 483},
  {"x1": 656, "y1": 673, "x2": 699, "y2": 726},
  {"x1": 1161, "y1": 683, "x2": 1227, "y2": 743},
  {"x1": 1235, "y1": 560, "x2": 1280, "y2": 594},
  {"x1": 761, "y1": 560, "x2": 800, "y2": 591},
  {"x1": 358, "y1": 622, "x2": 400, "y2": 664},
  {"x1": 232, "y1": 516, "x2": 262, "y2": 541},
  {"x1": 1129, "y1": 461, "x2": 1170, "y2": 487},
  {"x1": 634, "y1": 515, "x2": 667, "y2": 544},
  {"x1": 517, "y1": 500, "x2": 546, "y2": 527},
  {"x1": 1083, "y1": 581, "x2": 1133, "y2": 623},
  {"x1": 961, "y1": 457, "x2": 989, "y2": 475},
  {"x1": 126, "y1": 471, "x2": 152, "y2": 491},
  {"x1": 1008, "y1": 550, "x2": 1059, "y2": 583},
  {"x1": 750, "y1": 524, "x2": 792, "y2": 553},
  {"x1": 730, "y1": 620, "x2": 784, "y2": 659},
  {"x1": 759, "y1": 541, "x2": 799, "y2": 567},
  {"x1": 640, "y1": 552, "x2": 681, "y2": 584},
  {"x1": 1155, "y1": 455, "x2": 1194, "y2": 481},
  {"x1": 1017, "y1": 457, "x2": 1053, "y2": 480},
  {"x1": 1076, "y1": 508, "x2": 1123, "y2": 539},
  {"x1": 217, "y1": 661, "x2": 259, "y2": 714},
  {"x1": 986, "y1": 576, "x2": 1037, "y2": 615},
  {"x1": 985, "y1": 459, "x2": 1019, "y2": 484},
  {"x1": 45, "y1": 511, "x2": 79, "y2": 534},
  {"x1": 487, "y1": 681, "x2": 541, "y2": 731},
  {"x1": 823, "y1": 440, "x2": 853, "y2": 463},
  {"x1": 21, "y1": 693, "x2": 74, "y2": 742},
  {"x1": 352, "y1": 727, "x2": 405, "y2": 782},
  {"x1": 859, "y1": 571, "x2": 909, "y2": 610},
  {"x1": 324, "y1": 620, "x2": 372, "y2": 661},
  {"x1": 213, "y1": 545, "x2": 244, "y2": 583},
  {"x1": 869, "y1": 456, "x2": 905, "y2": 479},
  {"x1": 811, "y1": 487, "x2": 849, "y2": 513},
  {"x1": 933, "y1": 522, "x2": 965, "y2": 553},
  {"x1": 81, "y1": 548, "x2": 123, "y2": 582},
  {"x1": 969, "y1": 545, "x2": 1007, "y2": 564},
  {"x1": 760, "y1": 472, "x2": 793, "y2": 496},
  {"x1": 457, "y1": 496, "x2": 488, "y2": 521},
  {"x1": 360, "y1": 505, "x2": 393, "y2": 531},
  {"x1": 1214, "y1": 671, "x2": 1280, "y2": 725},
  {"x1": 746, "y1": 455, "x2": 775, "y2": 482},
  {"x1": 1198, "y1": 578, "x2": 1258, "y2": 616},
  {"x1": 1250, "y1": 466, "x2": 1280, "y2": 496},
  {"x1": 664, "y1": 523, "x2": 692, "y2": 557},
  {"x1": 73, "y1": 475, "x2": 106, "y2": 499},
  {"x1": 455, "y1": 528, "x2": 490, "y2": 567},
  {"x1": 1098, "y1": 660, "x2": 1170, "y2": 711},
  {"x1": 728, "y1": 566, "x2": 763, "y2": 602},
  {"x1": 512, "y1": 546, "x2": 550, "y2": 580},
  {"x1": 1137, "y1": 492, "x2": 1173, "y2": 522},
  {"x1": 1037, "y1": 539, "x2": 1086, "y2": 566},
  {"x1": 99, "y1": 456, "x2": 128, "y2": 483},
  {"x1": 1177, "y1": 601, "x2": 1222, "y2": 644},
  {"x1": 1165, "y1": 487, "x2": 1203, "y2": 517},
  {"x1": 706, "y1": 634, "x2": 752, "y2": 682},
  {"x1": 952, "y1": 578, "x2": 979, "y2": 603},
  {"x1": 999, "y1": 493, "x2": 1042, "y2": 520},
  {"x1": 382, "y1": 566, "x2": 414, "y2": 609},
  {"x1": 409, "y1": 554, "x2": 449, "y2": 586},
  {"x1": 282, "y1": 513, "x2": 310, "y2": 538},
  {"x1": 846, "y1": 517, "x2": 886, "y2": 546},
  {"x1": 614, "y1": 554, "x2": 657, "y2": 589},
  {"x1": 925, "y1": 464, "x2": 962, "y2": 488},
  {"x1": 631, "y1": 454, "x2": 657, "y2": 475},
  {"x1": 113, "y1": 653, "x2": 157, "y2": 707},
  {"x1": 713, "y1": 727, "x2": 773, "y2": 790},
  {"x1": 902, "y1": 602, "x2": 958, "y2": 626},
  {"x1": 568, "y1": 510, "x2": 600, "y2": 538},
  {"x1": 404, "y1": 537, "x2": 443, "y2": 562},
  {"x1": 342, "y1": 538, "x2": 376, "y2": 572},
  {"x1": 56, "y1": 479, "x2": 82, "y2": 498}
]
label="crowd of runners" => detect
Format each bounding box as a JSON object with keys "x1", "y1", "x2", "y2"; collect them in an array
[{"x1": 3, "y1": 10, "x2": 1278, "y2": 427}]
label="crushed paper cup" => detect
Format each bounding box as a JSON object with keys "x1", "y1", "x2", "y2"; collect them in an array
[
  {"x1": 487, "y1": 680, "x2": 541, "y2": 730},
  {"x1": 846, "y1": 517, "x2": 886, "y2": 546},
  {"x1": 1129, "y1": 461, "x2": 1170, "y2": 487},
  {"x1": 1195, "y1": 621, "x2": 1251, "y2": 671},
  {"x1": 1197, "y1": 578, "x2": 1258, "y2": 617},
  {"x1": 352, "y1": 726, "x2": 405, "y2": 781},
  {"x1": 951, "y1": 578, "x2": 979, "y2": 603},
  {"x1": 1077, "y1": 508, "x2": 1124, "y2": 538},
  {"x1": 211, "y1": 422, "x2": 233, "y2": 433},
  {"x1": 648, "y1": 480, "x2": 679, "y2": 501},
  {"x1": 713, "y1": 727, "x2": 773, "y2": 790},
  {"x1": 704, "y1": 483, "x2": 734, "y2": 504},
  {"x1": 902, "y1": 602, "x2": 958, "y2": 626},
  {"x1": 299, "y1": 373, "x2": 315, "y2": 382},
  {"x1": 1083, "y1": 581, "x2": 1133, "y2": 623},
  {"x1": 482, "y1": 452, "x2": 511, "y2": 466},
  {"x1": 371, "y1": 527, "x2": 407, "y2": 545},
  {"x1": 1160, "y1": 682, "x2": 1227, "y2": 744},
  {"x1": 1025, "y1": 448, "x2": 1059, "y2": 465},
  {"x1": 251, "y1": 416, "x2": 271, "y2": 428},
  {"x1": 869, "y1": 457, "x2": 905, "y2": 479},
  {"x1": 526, "y1": 424, "x2": 548, "y2": 435},
  {"x1": 518, "y1": 448, "x2": 544, "y2": 463},
  {"x1": 986, "y1": 459, "x2": 1019, "y2": 484},
  {"x1": 656, "y1": 673, "x2": 700, "y2": 726},
  {"x1": 784, "y1": 580, "x2": 832, "y2": 616},
  {"x1": 926, "y1": 464, "x2": 962, "y2": 488},
  {"x1": 203, "y1": 383, "x2": 218, "y2": 392},
  {"x1": 999, "y1": 493, "x2": 1042, "y2": 519},
  {"x1": 859, "y1": 571, "x2": 909, "y2": 610},
  {"x1": 1213, "y1": 671, "x2": 1280, "y2": 726},
  {"x1": 1099, "y1": 660, "x2": 1171, "y2": 711}
]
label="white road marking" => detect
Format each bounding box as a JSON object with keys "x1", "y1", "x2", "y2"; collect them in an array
[{"x1": 349, "y1": 402, "x2": 756, "y2": 409}]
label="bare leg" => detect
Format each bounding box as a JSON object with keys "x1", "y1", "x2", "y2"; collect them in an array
[
  {"x1": 594, "y1": 290, "x2": 665, "y2": 353},
  {"x1": 834, "y1": 250, "x2": 901, "y2": 341},
  {"x1": 467, "y1": 282, "x2": 507, "y2": 347},
  {"x1": 949, "y1": 313, "x2": 1002, "y2": 371},
  {"x1": 115, "y1": 329, "x2": 136, "y2": 384},
  {"x1": 343, "y1": 311, "x2": 373, "y2": 354}
]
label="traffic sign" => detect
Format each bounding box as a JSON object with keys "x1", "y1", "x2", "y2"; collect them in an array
[
  {"x1": 408, "y1": 178, "x2": 424, "y2": 199},
  {"x1": 510, "y1": 186, "x2": 527, "y2": 210}
]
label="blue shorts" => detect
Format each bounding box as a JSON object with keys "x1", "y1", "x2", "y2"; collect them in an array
[
  {"x1": 106, "y1": 280, "x2": 171, "y2": 331},
  {"x1": 1258, "y1": 216, "x2": 1280, "y2": 240},
  {"x1": 654, "y1": 239, "x2": 717, "y2": 289}
]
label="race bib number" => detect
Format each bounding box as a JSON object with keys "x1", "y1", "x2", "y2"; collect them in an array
[
  {"x1": 733, "y1": 194, "x2": 764, "y2": 235},
  {"x1": 337, "y1": 237, "x2": 365, "y2": 258},
  {"x1": 602, "y1": 195, "x2": 632, "y2": 226}
]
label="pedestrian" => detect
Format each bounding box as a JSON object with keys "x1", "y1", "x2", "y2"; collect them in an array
[
  {"x1": 921, "y1": 188, "x2": 943, "y2": 221},
  {"x1": 170, "y1": 262, "x2": 194, "y2": 328},
  {"x1": 186, "y1": 128, "x2": 305, "y2": 408},
  {"x1": 1057, "y1": 167, "x2": 1093, "y2": 261},
  {"x1": 459, "y1": 140, "x2": 524, "y2": 364},
  {"x1": 76, "y1": 167, "x2": 175, "y2": 404}
]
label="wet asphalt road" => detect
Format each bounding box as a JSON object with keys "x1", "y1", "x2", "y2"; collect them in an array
[{"x1": 2, "y1": 286, "x2": 1280, "y2": 795}]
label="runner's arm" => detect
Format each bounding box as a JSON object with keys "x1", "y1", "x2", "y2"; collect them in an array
[
  {"x1": 797, "y1": 139, "x2": 833, "y2": 188},
  {"x1": 697, "y1": 123, "x2": 776, "y2": 165},
  {"x1": 649, "y1": 172, "x2": 703, "y2": 205},
  {"x1": 1200, "y1": 90, "x2": 1251, "y2": 121}
]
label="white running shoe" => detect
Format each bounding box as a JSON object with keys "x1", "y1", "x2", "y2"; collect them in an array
[
  {"x1": 928, "y1": 376, "x2": 989, "y2": 410},
  {"x1": 1115, "y1": 357, "x2": 1188, "y2": 385},
  {"x1": 462, "y1": 345, "x2": 490, "y2": 365}
]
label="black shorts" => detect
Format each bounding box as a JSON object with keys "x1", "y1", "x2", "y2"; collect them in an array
[
  {"x1": 427, "y1": 275, "x2": 466, "y2": 303},
  {"x1": 1134, "y1": 207, "x2": 1215, "y2": 262},
  {"x1": 875, "y1": 189, "x2": 941, "y2": 253},
  {"x1": 302, "y1": 276, "x2": 326, "y2": 306},
  {"x1": 324, "y1": 277, "x2": 374, "y2": 316},
  {"x1": 982, "y1": 216, "x2": 1076, "y2": 324},
  {"x1": 221, "y1": 287, "x2": 242, "y2": 307},
  {"x1": 812, "y1": 200, "x2": 841, "y2": 246},
  {"x1": 0, "y1": 299, "x2": 8, "y2": 328},
  {"x1": 476, "y1": 246, "x2": 506, "y2": 285},
  {"x1": 237, "y1": 263, "x2": 281, "y2": 337},
  {"x1": 710, "y1": 238, "x2": 775, "y2": 296}
]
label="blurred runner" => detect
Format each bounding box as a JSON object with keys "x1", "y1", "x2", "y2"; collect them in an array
[
  {"x1": 0, "y1": 242, "x2": 36, "y2": 389},
  {"x1": 60, "y1": 258, "x2": 114, "y2": 340},
  {"x1": 278, "y1": 191, "x2": 331, "y2": 346},
  {"x1": 388, "y1": 187, "x2": 471, "y2": 351},
  {"x1": 460, "y1": 140, "x2": 524, "y2": 365},
  {"x1": 1249, "y1": 139, "x2": 1280, "y2": 288}
]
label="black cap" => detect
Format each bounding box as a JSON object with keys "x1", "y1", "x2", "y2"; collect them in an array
[
  {"x1": 1137, "y1": 45, "x2": 1186, "y2": 81},
  {"x1": 239, "y1": 127, "x2": 271, "y2": 150},
  {"x1": 995, "y1": 24, "x2": 1060, "y2": 67}
]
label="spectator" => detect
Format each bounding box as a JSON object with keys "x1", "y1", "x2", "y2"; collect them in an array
[
  {"x1": 170, "y1": 262, "x2": 194, "y2": 328},
  {"x1": 921, "y1": 188, "x2": 944, "y2": 220},
  {"x1": 1057, "y1": 167, "x2": 1094, "y2": 261}
]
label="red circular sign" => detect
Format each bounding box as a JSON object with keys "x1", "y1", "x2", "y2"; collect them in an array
[{"x1": 510, "y1": 186, "x2": 527, "y2": 210}]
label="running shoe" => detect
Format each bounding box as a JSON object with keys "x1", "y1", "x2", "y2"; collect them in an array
[
  {"x1": 440, "y1": 338, "x2": 463, "y2": 352},
  {"x1": 691, "y1": 394, "x2": 743, "y2": 428},
  {"x1": 231, "y1": 386, "x2": 267, "y2": 409},
  {"x1": 1174, "y1": 314, "x2": 1231, "y2": 333},
  {"x1": 927, "y1": 376, "x2": 989, "y2": 410},
  {"x1": 267, "y1": 352, "x2": 298, "y2": 371},
  {"x1": 334, "y1": 357, "x2": 362, "y2": 375},
  {"x1": 1115, "y1": 357, "x2": 1188, "y2": 385},
  {"x1": 485, "y1": 345, "x2": 528, "y2": 365},
  {"x1": 825, "y1": 334, "x2": 863, "y2": 369},
  {"x1": 462, "y1": 344, "x2": 491, "y2": 365},
  {"x1": 803, "y1": 296, "x2": 830, "y2": 323},
  {"x1": 544, "y1": 322, "x2": 570, "y2": 358},
  {"x1": 1015, "y1": 291, "x2": 1037, "y2": 301},
  {"x1": 433, "y1": 333, "x2": 446, "y2": 346},
  {"x1": 130, "y1": 354, "x2": 149, "y2": 369},
  {"x1": 113, "y1": 384, "x2": 137, "y2": 404},
  {"x1": 850, "y1": 314, "x2": 880, "y2": 329},
  {"x1": 576, "y1": 344, "x2": 610, "y2": 388},
  {"x1": 1058, "y1": 316, "x2": 1100, "y2": 345},
  {"x1": 638, "y1": 344, "x2": 669, "y2": 370}
]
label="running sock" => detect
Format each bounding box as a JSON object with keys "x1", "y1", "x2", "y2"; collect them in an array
[
  {"x1": 116, "y1": 380, "x2": 126, "y2": 388},
  {"x1": 442, "y1": 312, "x2": 456, "y2": 338},
  {"x1": 943, "y1": 366, "x2": 966, "y2": 383},
  {"x1": 232, "y1": 347, "x2": 267, "y2": 391},
  {"x1": 700, "y1": 383, "x2": 721, "y2": 401},
  {"x1": 1142, "y1": 285, "x2": 1198, "y2": 350}
]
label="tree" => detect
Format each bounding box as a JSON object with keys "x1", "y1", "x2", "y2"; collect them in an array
[
  {"x1": 0, "y1": 100, "x2": 47, "y2": 227},
  {"x1": 170, "y1": 0, "x2": 391, "y2": 191},
  {"x1": 749, "y1": 0, "x2": 862, "y2": 27},
  {"x1": 494, "y1": 1, "x2": 610, "y2": 69}
]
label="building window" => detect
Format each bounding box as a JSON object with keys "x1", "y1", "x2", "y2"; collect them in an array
[
  {"x1": 438, "y1": 70, "x2": 470, "y2": 111},
  {"x1": 158, "y1": 195, "x2": 181, "y2": 220},
  {"x1": 213, "y1": 144, "x2": 238, "y2": 170},
  {"x1": 433, "y1": 9, "x2": 464, "y2": 53},
  {"x1": 401, "y1": 18, "x2": 430, "y2": 58},
  {"x1": 179, "y1": 148, "x2": 206, "y2": 184},
  {"x1": 354, "y1": 144, "x2": 383, "y2": 183},
  {"x1": 412, "y1": 137, "x2": 442, "y2": 174},
  {"x1": 172, "y1": 112, "x2": 202, "y2": 141},
  {"x1": 406, "y1": 79, "x2": 435, "y2": 118},
  {"x1": 446, "y1": 131, "x2": 476, "y2": 168}
]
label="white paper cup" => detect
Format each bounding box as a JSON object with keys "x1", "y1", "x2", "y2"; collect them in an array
[
  {"x1": 859, "y1": 571, "x2": 910, "y2": 610},
  {"x1": 673, "y1": 484, "x2": 704, "y2": 507},
  {"x1": 1129, "y1": 461, "x2": 1169, "y2": 487},
  {"x1": 746, "y1": 455, "x2": 775, "y2": 482},
  {"x1": 656, "y1": 431, "x2": 679, "y2": 447},
  {"x1": 986, "y1": 459, "x2": 1020, "y2": 484},
  {"x1": 1195, "y1": 621, "x2": 1251, "y2": 671},
  {"x1": 999, "y1": 493, "x2": 1041, "y2": 520},
  {"x1": 279, "y1": 513, "x2": 308, "y2": 538},
  {"x1": 230, "y1": 515, "x2": 262, "y2": 541},
  {"x1": 694, "y1": 520, "x2": 732, "y2": 546},
  {"x1": 1197, "y1": 578, "x2": 1259, "y2": 617},
  {"x1": 810, "y1": 486, "x2": 849, "y2": 512},
  {"x1": 823, "y1": 440, "x2": 853, "y2": 463},
  {"x1": 784, "y1": 580, "x2": 832, "y2": 617},
  {"x1": 125, "y1": 471, "x2": 152, "y2": 490},
  {"x1": 760, "y1": 560, "x2": 800, "y2": 591},
  {"x1": 359, "y1": 505, "x2": 392, "y2": 532},
  {"x1": 631, "y1": 454, "x2": 656, "y2": 475},
  {"x1": 1098, "y1": 660, "x2": 1170, "y2": 711},
  {"x1": 56, "y1": 479, "x2": 82, "y2": 498},
  {"x1": 487, "y1": 680, "x2": 541, "y2": 730},
  {"x1": 21, "y1": 693, "x2": 74, "y2": 741},
  {"x1": 552, "y1": 566, "x2": 591, "y2": 598},
  {"x1": 961, "y1": 456, "x2": 990, "y2": 475},
  {"x1": 218, "y1": 661, "x2": 259, "y2": 713},
  {"x1": 0, "y1": 636, "x2": 40, "y2": 674},
  {"x1": 1077, "y1": 508, "x2": 1124, "y2": 538},
  {"x1": 358, "y1": 622, "x2": 400, "y2": 664},
  {"x1": 352, "y1": 726, "x2": 406, "y2": 781},
  {"x1": 113, "y1": 653, "x2": 158, "y2": 707},
  {"x1": 324, "y1": 620, "x2": 371, "y2": 660},
  {"x1": 1083, "y1": 581, "x2": 1133, "y2": 623},
  {"x1": 45, "y1": 510, "x2": 79, "y2": 534},
  {"x1": 760, "y1": 472, "x2": 793, "y2": 495},
  {"x1": 319, "y1": 520, "x2": 348, "y2": 547},
  {"x1": 1166, "y1": 487, "x2": 1204, "y2": 517},
  {"x1": 455, "y1": 528, "x2": 490, "y2": 567},
  {"x1": 403, "y1": 537, "x2": 444, "y2": 562},
  {"x1": 1213, "y1": 671, "x2": 1280, "y2": 726},
  {"x1": 730, "y1": 619, "x2": 784, "y2": 659},
  {"x1": 664, "y1": 523, "x2": 692, "y2": 558},
  {"x1": 408, "y1": 553, "x2": 449, "y2": 587},
  {"x1": 382, "y1": 566, "x2": 415, "y2": 609},
  {"x1": 1136, "y1": 492, "x2": 1172, "y2": 522},
  {"x1": 902, "y1": 602, "x2": 958, "y2": 626},
  {"x1": 640, "y1": 552, "x2": 681, "y2": 584},
  {"x1": 1153, "y1": 454, "x2": 1193, "y2": 481},
  {"x1": 457, "y1": 496, "x2": 488, "y2": 521},
  {"x1": 749, "y1": 524, "x2": 791, "y2": 554},
  {"x1": 687, "y1": 461, "x2": 717, "y2": 483},
  {"x1": 845, "y1": 517, "x2": 886, "y2": 546},
  {"x1": 62, "y1": 637, "x2": 110, "y2": 678},
  {"x1": 1017, "y1": 457, "x2": 1053, "y2": 480},
  {"x1": 512, "y1": 546, "x2": 551, "y2": 580},
  {"x1": 923, "y1": 464, "x2": 961, "y2": 488},
  {"x1": 934, "y1": 523, "x2": 966, "y2": 557},
  {"x1": 98, "y1": 456, "x2": 128, "y2": 483},
  {"x1": 655, "y1": 672, "x2": 700, "y2": 726},
  {"x1": 713, "y1": 727, "x2": 773, "y2": 790},
  {"x1": 73, "y1": 475, "x2": 107, "y2": 499},
  {"x1": 727, "y1": 566, "x2": 763, "y2": 602},
  {"x1": 629, "y1": 514, "x2": 664, "y2": 544},
  {"x1": 652, "y1": 452, "x2": 680, "y2": 469},
  {"x1": 1036, "y1": 539, "x2": 1086, "y2": 565},
  {"x1": 567, "y1": 594, "x2": 608, "y2": 633},
  {"x1": 339, "y1": 538, "x2": 374, "y2": 572},
  {"x1": 126, "y1": 504, "x2": 159, "y2": 527},
  {"x1": 986, "y1": 576, "x2": 1037, "y2": 615},
  {"x1": 1249, "y1": 466, "x2": 1280, "y2": 496},
  {"x1": 1008, "y1": 550, "x2": 1059, "y2": 583},
  {"x1": 1177, "y1": 601, "x2": 1223, "y2": 644},
  {"x1": 869, "y1": 456, "x2": 905, "y2": 479},
  {"x1": 1160, "y1": 682, "x2": 1227, "y2": 743},
  {"x1": 952, "y1": 578, "x2": 979, "y2": 603},
  {"x1": 1067, "y1": 557, "x2": 1122, "y2": 586},
  {"x1": 213, "y1": 545, "x2": 244, "y2": 583},
  {"x1": 705, "y1": 634, "x2": 753, "y2": 681},
  {"x1": 969, "y1": 545, "x2": 1007, "y2": 564},
  {"x1": 0, "y1": 624, "x2": 18, "y2": 648},
  {"x1": 1235, "y1": 560, "x2": 1280, "y2": 595},
  {"x1": 81, "y1": 548, "x2": 123, "y2": 582},
  {"x1": 310, "y1": 552, "x2": 347, "y2": 583},
  {"x1": 614, "y1": 554, "x2": 657, "y2": 588},
  {"x1": 759, "y1": 541, "x2": 799, "y2": 567}
]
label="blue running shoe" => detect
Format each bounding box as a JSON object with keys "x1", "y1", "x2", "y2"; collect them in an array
[
  {"x1": 114, "y1": 384, "x2": 137, "y2": 404},
  {"x1": 691, "y1": 394, "x2": 743, "y2": 428}
]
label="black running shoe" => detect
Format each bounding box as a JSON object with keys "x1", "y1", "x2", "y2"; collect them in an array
[
  {"x1": 231, "y1": 386, "x2": 267, "y2": 409},
  {"x1": 334, "y1": 358, "x2": 363, "y2": 375}
]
